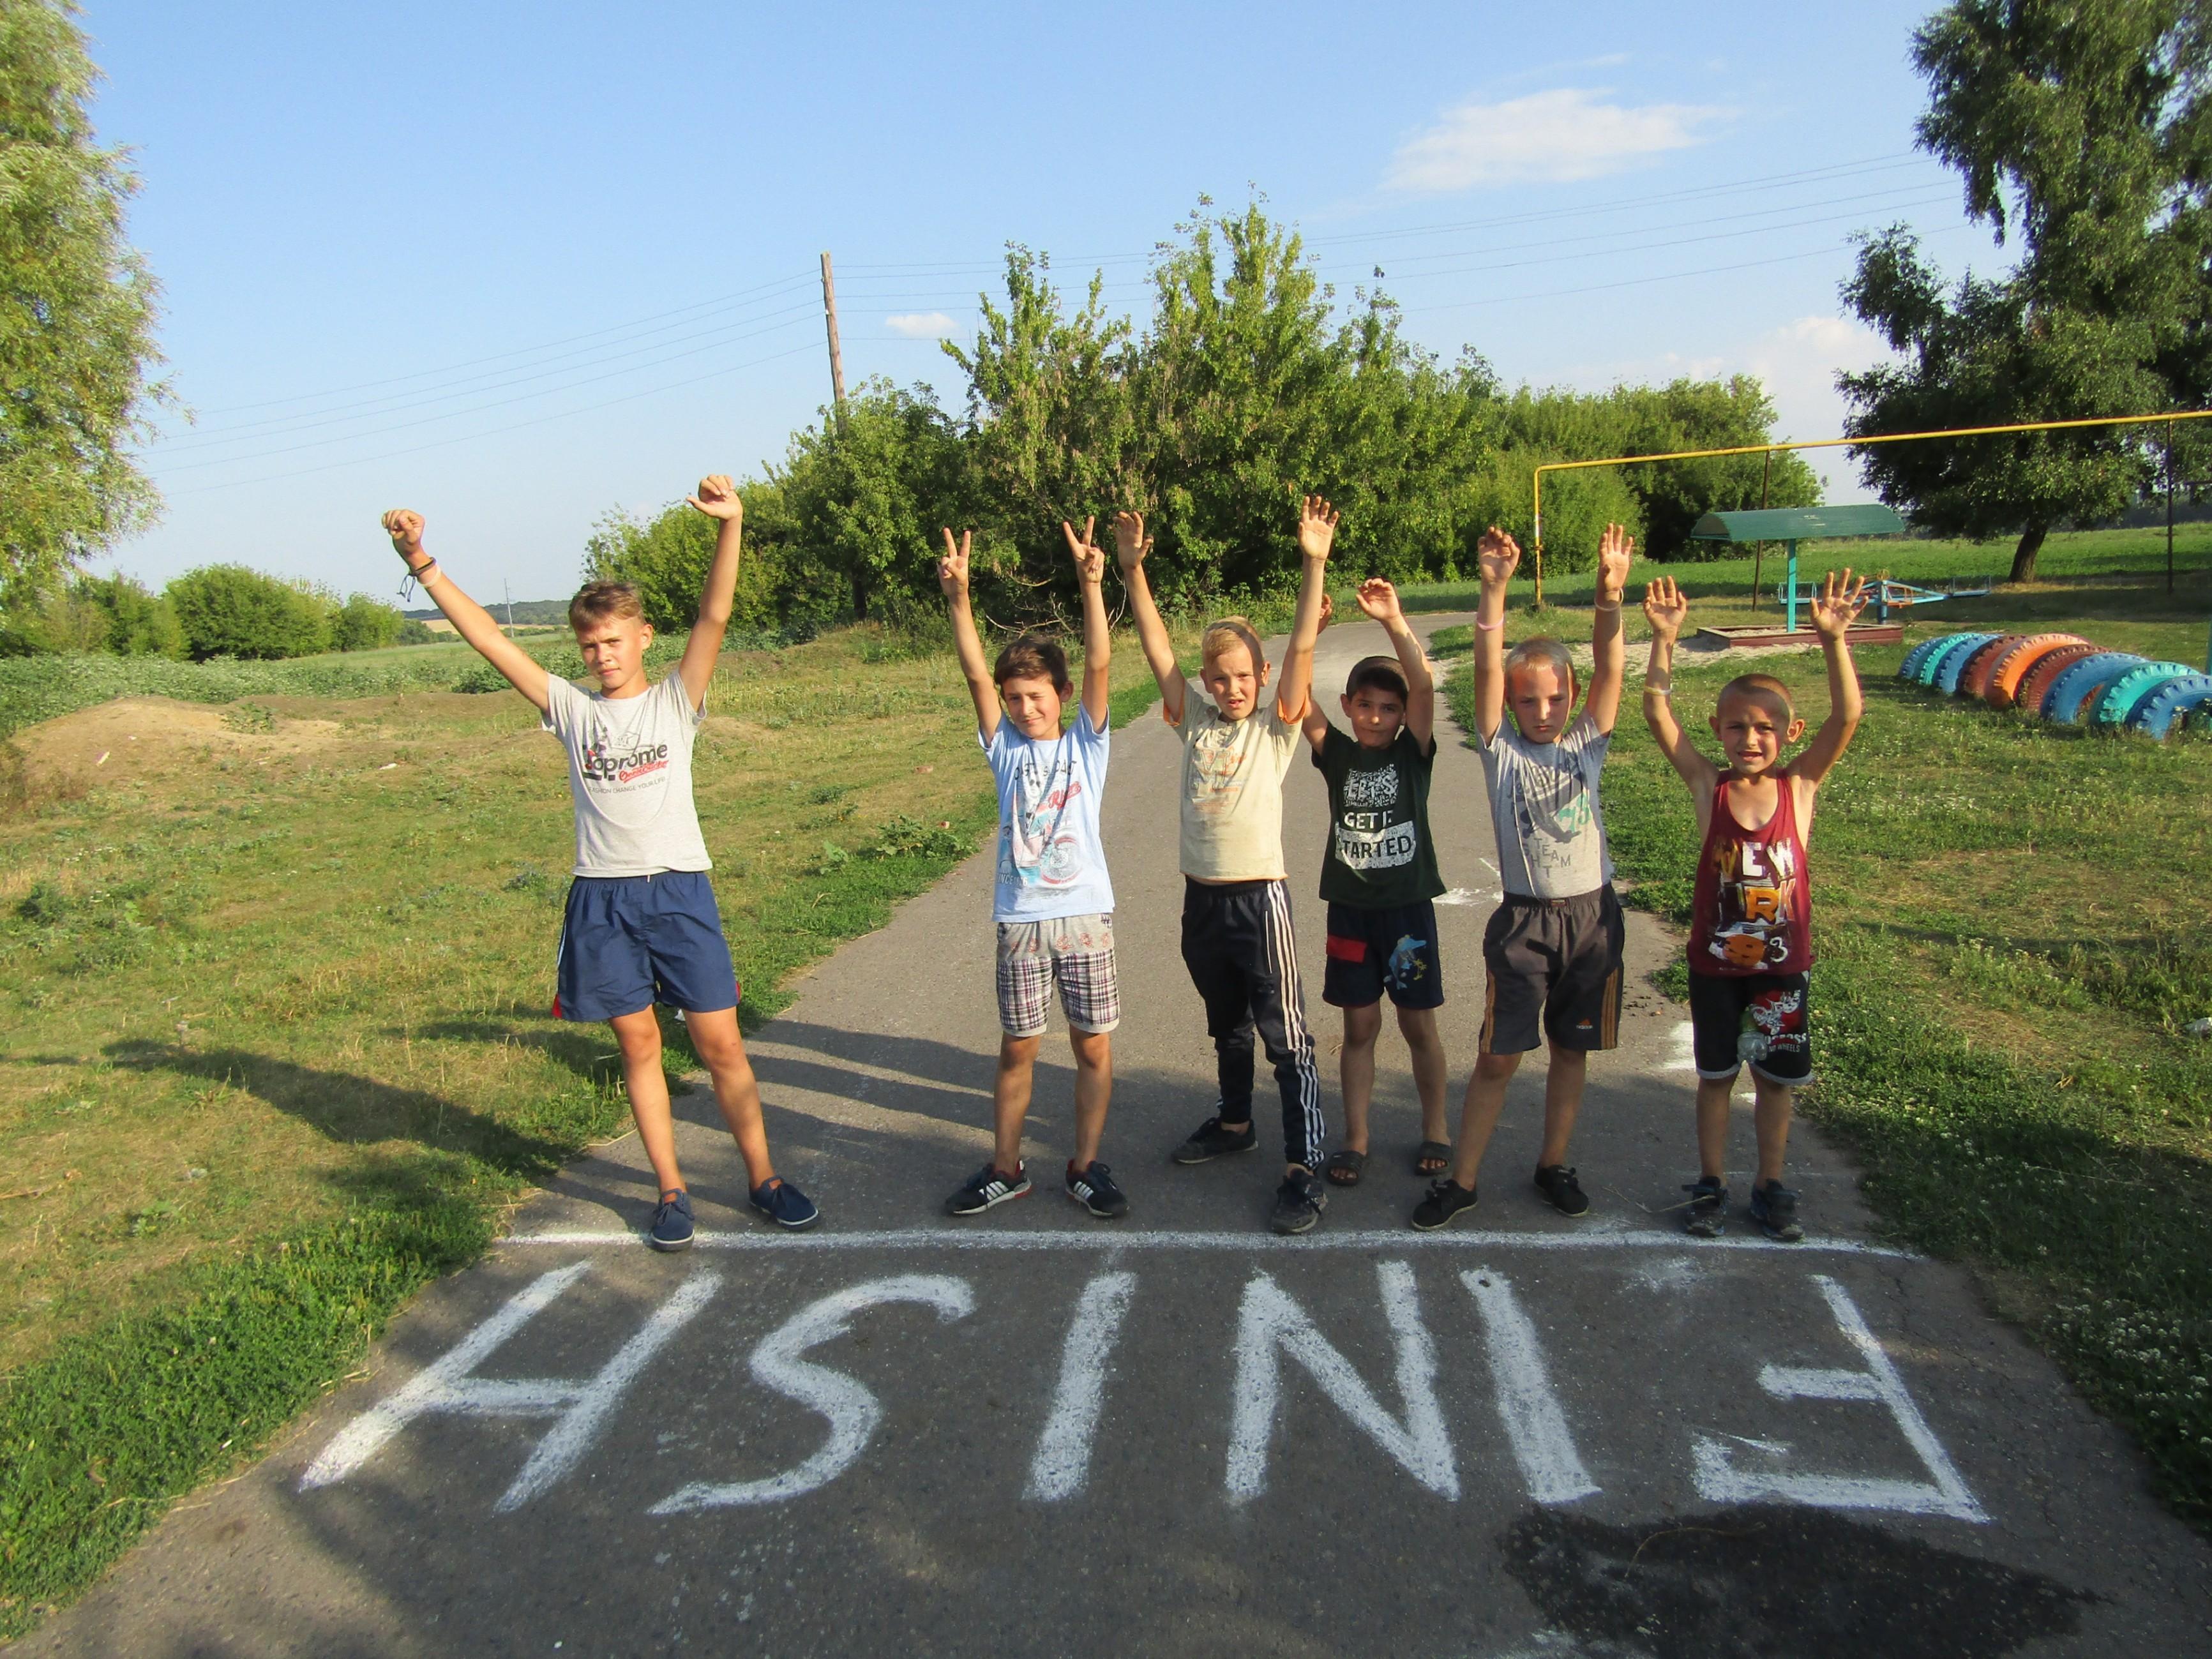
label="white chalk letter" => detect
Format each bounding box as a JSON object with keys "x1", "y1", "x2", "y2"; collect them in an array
[
  {"x1": 1026, "y1": 1271, "x2": 1138, "y2": 1502},
  {"x1": 301, "y1": 1263, "x2": 719, "y2": 1510},
  {"x1": 1692, "y1": 1273, "x2": 1985, "y2": 1521},
  {"x1": 1226, "y1": 1261, "x2": 1456, "y2": 1503},
  {"x1": 1459, "y1": 1269, "x2": 1599, "y2": 1504},
  {"x1": 652, "y1": 1273, "x2": 974, "y2": 1513}
]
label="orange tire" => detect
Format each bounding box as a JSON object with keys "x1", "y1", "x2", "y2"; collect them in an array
[
  {"x1": 2014, "y1": 642, "x2": 2105, "y2": 717},
  {"x1": 1983, "y1": 633, "x2": 2087, "y2": 710},
  {"x1": 1956, "y1": 634, "x2": 2028, "y2": 700}
]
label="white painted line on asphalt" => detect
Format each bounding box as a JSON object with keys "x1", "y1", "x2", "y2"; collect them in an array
[
  {"x1": 496, "y1": 1270, "x2": 721, "y2": 1513},
  {"x1": 1460, "y1": 1269, "x2": 1600, "y2": 1505},
  {"x1": 502, "y1": 1227, "x2": 1920, "y2": 1259},
  {"x1": 1664, "y1": 1021, "x2": 1699, "y2": 1072},
  {"x1": 300, "y1": 1263, "x2": 591, "y2": 1492},
  {"x1": 1690, "y1": 1273, "x2": 1987, "y2": 1522},
  {"x1": 651, "y1": 1274, "x2": 974, "y2": 1513},
  {"x1": 1226, "y1": 1262, "x2": 1457, "y2": 1502},
  {"x1": 1025, "y1": 1271, "x2": 1138, "y2": 1502}
]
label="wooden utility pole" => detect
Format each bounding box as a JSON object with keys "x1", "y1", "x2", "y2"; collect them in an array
[{"x1": 819, "y1": 251, "x2": 846, "y2": 417}]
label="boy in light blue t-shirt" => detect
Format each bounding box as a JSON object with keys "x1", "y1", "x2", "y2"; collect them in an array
[{"x1": 935, "y1": 519, "x2": 1126, "y2": 1220}]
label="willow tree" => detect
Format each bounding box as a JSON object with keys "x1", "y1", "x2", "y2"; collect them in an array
[{"x1": 0, "y1": 0, "x2": 165, "y2": 603}]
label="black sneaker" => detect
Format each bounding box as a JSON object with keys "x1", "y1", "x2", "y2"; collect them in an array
[
  {"x1": 945, "y1": 1162, "x2": 1031, "y2": 1217},
  {"x1": 649, "y1": 1189, "x2": 695, "y2": 1252},
  {"x1": 1268, "y1": 1168, "x2": 1327, "y2": 1235},
  {"x1": 749, "y1": 1178, "x2": 820, "y2": 1231},
  {"x1": 1749, "y1": 1179, "x2": 1803, "y2": 1242},
  {"x1": 1067, "y1": 1160, "x2": 1129, "y2": 1219},
  {"x1": 1533, "y1": 1164, "x2": 1590, "y2": 1217},
  {"x1": 1683, "y1": 1176, "x2": 1729, "y2": 1238},
  {"x1": 1172, "y1": 1115, "x2": 1259, "y2": 1165},
  {"x1": 1410, "y1": 1178, "x2": 1479, "y2": 1231}
]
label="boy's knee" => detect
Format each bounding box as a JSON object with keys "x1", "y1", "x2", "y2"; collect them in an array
[
  {"x1": 998, "y1": 1033, "x2": 1043, "y2": 1065},
  {"x1": 1069, "y1": 1029, "x2": 1111, "y2": 1069},
  {"x1": 1341, "y1": 1003, "x2": 1383, "y2": 1046},
  {"x1": 1475, "y1": 1049, "x2": 1521, "y2": 1081},
  {"x1": 1396, "y1": 1005, "x2": 1438, "y2": 1042}
]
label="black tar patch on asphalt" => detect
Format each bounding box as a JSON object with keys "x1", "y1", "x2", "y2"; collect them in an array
[{"x1": 1499, "y1": 1504, "x2": 2090, "y2": 1657}]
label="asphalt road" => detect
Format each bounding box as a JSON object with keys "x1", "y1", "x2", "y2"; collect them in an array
[{"x1": 23, "y1": 615, "x2": 2211, "y2": 1658}]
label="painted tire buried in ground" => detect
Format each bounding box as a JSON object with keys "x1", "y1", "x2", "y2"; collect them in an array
[
  {"x1": 1955, "y1": 634, "x2": 2029, "y2": 701},
  {"x1": 2125, "y1": 674, "x2": 2212, "y2": 738},
  {"x1": 1983, "y1": 634, "x2": 2086, "y2": 710},
  {"x1": 1931, "y1": 634, "x2": 2001, "y2": 694},
  {"x1": 1913, "y1": 632, "x2": 1985, "y2": 687},
  {"x1": 2013, "y1": 643, "x2": 2106, "y2": 718},
  {"x1": 2092, "y1": 662, "x2": 2199, "y2": 726},
  {"x1": 2041, "y1": 654, "x2": 2146, "y2": 723},
  {"x1": 1900, "y1": 634, "x2": 1969, "y2": 683}
]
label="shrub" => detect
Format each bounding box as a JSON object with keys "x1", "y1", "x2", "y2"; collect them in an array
[
  {"x1": 73, "y1": 573, "x2": 183, "y2": 657},
  {"x1": 331, "y1": 593, "x2": 403, "y2": 652},
  {"x1": 166, "y1": 566, "x2": 333, "y2": 661}
]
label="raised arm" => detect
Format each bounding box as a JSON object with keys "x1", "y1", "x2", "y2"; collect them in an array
[
  {"x1": 1471, "y1": 527, "x2": 1518, "y2": 742},
  {"x1": 938, "y1": 528, "x2": 998, "y2": 740},
  {"x1": 1791, "y1": 567, "x2": 1870, "y2": 788},
  {"x1": 1358, "y1": 578, "x2": 1434, "y2": 751},
  {"x1": 1274, "y1": 495, "x2": 1337, "y2": 724},
  {"x1": 381, "y1": 509, "x2": 551, "y2": 712},
  {"x1": 678, "y1": 474, "x2": 744, "y2": 709},
  {"x1": 1584, "y1": 523, "x2": 1633, "y2": 735},
  {"x1": 1298, "y1": 590, "x2": 1339, "y2": 751},
  {"x1": 1112, "y1": 511, "x2": 1183, "y2": 725},
  {"x1": 1639, "y1": 574, "x2": 1717, "y2": 794},
  {"x1": 1062, "y1": 517, "x2": 1111, "y2": 730}
]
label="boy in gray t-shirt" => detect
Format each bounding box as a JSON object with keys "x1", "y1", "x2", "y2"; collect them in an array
[
  {"x1": 382, "y1": 477, "x2": 818, "y2": 1250},
  {"x1": 1411, "y1": 523, "x2": 1634, "y2": 1233}
]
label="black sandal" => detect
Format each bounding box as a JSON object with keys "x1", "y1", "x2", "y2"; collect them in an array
[
  {"x1": 1325, "y1": 1147, "x2": 1368, "y2": 1187},
  {"x1": 1415, "y1": 1140, "x2": 1452, "y2": 1177}
]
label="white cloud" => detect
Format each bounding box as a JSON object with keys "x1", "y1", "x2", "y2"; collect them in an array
[
  {"x1": 885, "y1": 312, "x2": 958, "y2": 339},
  {"x1": 1385, "y1": 87, "x2": 1728, "y2": 193}
]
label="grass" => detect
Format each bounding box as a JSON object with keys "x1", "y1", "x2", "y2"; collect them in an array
[{"x1": 1440, "y1": 571, "x2": 2212, "y2": 1529}]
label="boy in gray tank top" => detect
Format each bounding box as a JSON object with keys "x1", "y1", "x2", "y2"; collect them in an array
[{"x1": 1411, "y1": 523, "x2": 1634, "y2": 1232}]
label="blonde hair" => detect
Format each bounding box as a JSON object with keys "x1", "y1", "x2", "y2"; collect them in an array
[
  {"x1": 1504, "y1": 634, "x2": 1577, "y2": 698},
  {"x1": 569, "y1": 580, "x2": 647, "y2": 631},
  {"x1": 1719, "y1": 673, "x2": 1795, "y2": 721},
  {"x1": 1200, "y1": 616, "x2": 1267, "y2": 672}
]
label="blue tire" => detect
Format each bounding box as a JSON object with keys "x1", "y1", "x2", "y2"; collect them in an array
[
  {"x1": 1932, "y1": 633, "x2": 2001, "y2": 694},
  {"x1": 2091, "y1": 662, "x2": 2198, "y2": 726},
  {"x1": 2126, "y1": 675, "x2": 2212, "y2": 739},
  {"x1": 1913, "y1": 631, "x2": 1985, "y2": 687},
  {"x1": 1900, "y1": 634, "x2": 1966, "y2": 682},
  {"x1": 2041, "y1": 653, "x2": 2145, "y2": 723}
]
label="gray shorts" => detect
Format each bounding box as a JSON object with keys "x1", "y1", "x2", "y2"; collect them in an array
[{"x1": 996, "y1": 912, "x2": 1120, "y2": 1037}]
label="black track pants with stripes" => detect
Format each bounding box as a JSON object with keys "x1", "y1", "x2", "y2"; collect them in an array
[{"x1": 1178, "y1": 877, "x2": 1325, "y2": 1171}]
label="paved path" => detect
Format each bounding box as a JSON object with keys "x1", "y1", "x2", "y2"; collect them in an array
[{"x1": 25, "y1": 617, "x2": 2211, "y2": 1657}]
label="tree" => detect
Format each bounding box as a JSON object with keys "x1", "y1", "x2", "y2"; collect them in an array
[
  {"x1": 0, "y1": 0, "x2": 166, "y2": 600},
  {"x1": 1840, "y1": 0, "x2": 2211, "y2": 582},
  {"x1": 331, "y1": 592, "x2": 403, "y2": 652},
  {"x1": 167, "y1": 566, "x2": 333, "y2": 660},
  {"x1": 73, "y1": 569, "x2": 179, "y2": 655}
]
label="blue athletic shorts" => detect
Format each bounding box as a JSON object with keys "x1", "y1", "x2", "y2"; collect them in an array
[
  {"x1": 553, "y1": 869, "x2": 741, "y2": 1023},
  {"x1": 1322, "y1": 899, "x2": 1445, "y2": 1010}
]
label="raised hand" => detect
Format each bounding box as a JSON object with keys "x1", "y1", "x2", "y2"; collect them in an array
[
  {"x1": 1642, "y1": 574, "x2": 1689, "y2": 642},
  {"x1": 1317, "y1": 591, "x2": 1335, "y2": 630},
  {"x1": 1354, "y1": 576, "x2": 1403, "y2": 625},
  {"x1": 1476, "y1": 527, "x2": 1521, "y2": 588},
  {"x1": 1112, "y1": 510, "x2": 1150, "y2": 571},
  {"x1": 382, "y1": 508, "x2": 427, "y2": 566},
  {"x1": 1297, "y1": 495, "x2": 1339, "y2": 562},
  {"x1": 1595, "y1": 523, "x2": 1634, "y2": 603},
  {"x1": 1062, "y1": 516, "x2": 1105, "y2": 587},
  {"x1": 938, "y1": 528, "x2": 972, "y2": 596},
  {"x1": 1809, "y1": 567, "x2": 1870, "y2": 641},
  {"x1": 686, "y1": 474, "x2": 743, "y2": 522}
]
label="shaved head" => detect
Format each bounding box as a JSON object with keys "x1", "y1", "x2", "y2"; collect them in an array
[{"x1": 1717, "y1": 673, "x2": 1794, "y2": 723}]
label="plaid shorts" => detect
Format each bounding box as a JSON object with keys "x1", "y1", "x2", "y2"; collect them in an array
[{"x1": 996, "y1": 912, "x2": 1120, "y2": 1037}]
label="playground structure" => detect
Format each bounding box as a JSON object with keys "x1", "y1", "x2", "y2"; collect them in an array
[
  {"x1": 1685, "y1": 504, "x2": 1906, "y2": 650},
  {"x1": 1900, "y1": 630, "x2": 2212, "y2": 737},
  {"x1": 1866, "y1": 572, "x2": 1996, "y2": 622}
]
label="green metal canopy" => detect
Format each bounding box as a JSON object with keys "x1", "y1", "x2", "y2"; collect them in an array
[{"x1": 1689, "y1": 504, "x2": 1907, "y2": 542}]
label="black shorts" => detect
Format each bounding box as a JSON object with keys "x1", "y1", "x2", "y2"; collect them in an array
[
  {"x1": 1479, "y1": 887, "x2": 1624, "y2": 1055},
  {"x1": 1688, "y1": 970, "x2": 1813, "y2": 1086},
  {"x1": 1322, "y1": 900, "x2": 1445, "y2": 1010}
]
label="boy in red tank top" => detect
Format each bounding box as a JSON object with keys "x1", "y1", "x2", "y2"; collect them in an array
[{"x1": 1639, "y1": 569, "x2": 1870, "y2": 1240}]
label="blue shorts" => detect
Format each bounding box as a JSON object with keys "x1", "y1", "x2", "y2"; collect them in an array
[
  {"x1": 553, "y1": 869, "x2": 741, "y2": 1023},
  {"x1": 1321, "y1": 899, "x2": 1445, "y2": 1011}
]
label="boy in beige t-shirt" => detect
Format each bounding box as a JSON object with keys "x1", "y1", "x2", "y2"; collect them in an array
[{"x1": 1115, "y1": 498, "x2": 1337, "y2": 1234}]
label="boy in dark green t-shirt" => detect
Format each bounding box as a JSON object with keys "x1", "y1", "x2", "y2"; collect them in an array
[{"x1": 1300, "y1": 578, "x2": 1451, "y2": 1187}]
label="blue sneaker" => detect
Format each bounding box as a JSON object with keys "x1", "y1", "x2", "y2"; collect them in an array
[
  {"x1": 649, "y1": 1189, "x2": 695, "y2": 1252},
  {"x1": 1749, "y1": 1180, "x2": 1803, "y2": 1242},
  {"x1": 751, "y1": 1178, "x2": 820, "y2": 1231}
]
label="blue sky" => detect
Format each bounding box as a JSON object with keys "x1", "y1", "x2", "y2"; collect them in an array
[{"x1": 87, "y1": 0, "x2": 2003, "y2": 600}]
